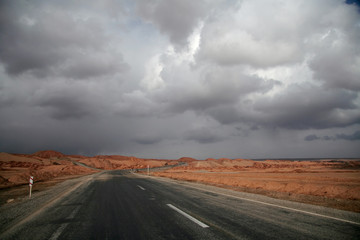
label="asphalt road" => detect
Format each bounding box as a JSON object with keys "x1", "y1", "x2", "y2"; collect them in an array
[{"x1": 1, "y1": 171, "x2": 360, "y2": 240}]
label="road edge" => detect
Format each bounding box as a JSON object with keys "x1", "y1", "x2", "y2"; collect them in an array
[
  {"x1": 134, "y1": 173, "x2": 360, "y2": 226},
  {"x1": 0, "y1": 172, "x2": 102, "y2": 238}
]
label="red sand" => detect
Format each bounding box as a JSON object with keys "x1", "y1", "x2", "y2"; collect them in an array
[
  {"x1": 150, "y1": 158, "x2": 360, "y2": 211},
  {"x1": 0, "y1": 151, "x2": 177, "y2": 188},
  {"x1": 1, "y1": 151, "x2": 359, "y2": 211},
  {"x1": 0, "y1": 152, "x2": 96, "y2": 188}
]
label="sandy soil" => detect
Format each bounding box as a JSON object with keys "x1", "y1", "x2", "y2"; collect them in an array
[
  {"x1": 0, "y1": 152, "x2": 97, "y2": 189},
  {"x1": 1, "y1": 151, "x2": 359, "y2": 212},
  {"x1": 77, "y1": 155, "x2": 178, "y2": 170},
  {"x1": 0, "y1": 174, "x2": 90, "y2": 206},
  {"x1": 0, "y1": 151, "x2": 178, "y2": 189},
  {"x1": 150, "y1": 158, "x2": 360, "y2": 212},
  {"x1": 0, "y1": 151, "x2": 178, "y2": 206}
]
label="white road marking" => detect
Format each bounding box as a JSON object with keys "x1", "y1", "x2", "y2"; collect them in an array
[
  {"x1": 167, "y1": 204, "x2": 209, "y2": 228},
  {"x1": 186, "y1": 186, "x2": 360, "y2": 226},
  {"x1": 137, "y1": 185, "x2": 146, "y2": 190},
  {"x1": 138, "y1": 174, "x2": 360, "y2": 226},
  {"x1": 49, "y1": 223, "x2": 68, "y2": 240},
  {"x1": 67, "y1": 206, "x2": 81, "y2": 219},
  {"x1": 49, "y1": 206, "x2": 81, "y2": 240}
]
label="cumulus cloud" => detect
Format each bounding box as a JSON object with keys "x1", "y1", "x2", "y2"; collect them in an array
[
  {"x1": 139, "y1": 0, "x2": 360, "y2": 131},
  {"x1": 161, "y1": 67, "x2": 279, "y2": 114},
  {"x1": 309, "y1": 29, "x2": 360, "y2": 90},
  {"x1": 61, "y1": 51, "x2": 128, "y2": 80},
  {"x1": 0, "y1": 0, "x2": 127, "y2": 78},
  {"x1": 135, "y1": 0, "x2": 212, "y2": 47},
  {"x1": 0, "y1": 0, "x2": 359, "y2": 158},
  {"x1": 248, "y1": 84, "x2": 360, "y2": 129},
  {"x1": 197, "y1": 0, "x2": 304, "y2": 67}
]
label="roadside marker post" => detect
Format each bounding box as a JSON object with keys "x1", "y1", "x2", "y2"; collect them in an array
[
  {"x1": 29, "y1": 176, "x2": 34, "y2": 199},
  {"x1": 147, "y1": 165, "x2": 149, "y2": 175}
]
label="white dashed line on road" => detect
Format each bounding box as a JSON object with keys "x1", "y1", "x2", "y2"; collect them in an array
[
  {"x1": 167, "y1": 204, "x2": 209, "y2": 228},
  {"x1": 141, "y1": 175, "x2": 360, "y2": 226},
  {"x1": 67, "y1": 206, "x2": 81, "y2": 219},
  {"x1": 49, "y1": 206, "x2": 81, "y2": 240},
  {"x1": 49, "y1": 223, "x2": 68, "y2": 240},
  {"x1": 137, "y1": 185, "x2": 146, "y2": 190}
]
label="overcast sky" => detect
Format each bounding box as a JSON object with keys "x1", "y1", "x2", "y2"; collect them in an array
[{"x1": 0, "y1": 0, "x2": 359, "y2": 159}]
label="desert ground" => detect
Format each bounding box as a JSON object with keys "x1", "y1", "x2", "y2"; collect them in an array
[
  {"x1": 150, "y1": 157, "x2": 360, "y2": 212},
  {"x1": 1, "y1": 151, "x2": 359, "y2": 212},
  {"x1": 0, "y1": 150, "x2": 177, "y2": 205}
]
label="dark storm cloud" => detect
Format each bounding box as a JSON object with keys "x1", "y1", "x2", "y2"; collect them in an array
[
  {"x1": 304, "y1": 134, "x2": 337, "y2": 141},
  {"x1": 346, "y1": 0, "x2": 360, "y2": 8},
  {"x1": 247, "y1": 84, "x2": 360, "y2": 129},
  {"x1": 0, "y1": 0, "x2": 127, "y2": 78},
  {"x1": 156, "y1": 66, "x2": 281, "y2": 114},
  {"x1": 0, "y1": 0, "x2": 359, "y2": 158},
  {"x1": 184, "y1": 127, "x2": 224, "y2": 144},
  {"x1": 169, "y1": 80, "x2": 359, "y2": 130},
  {"x1": 133, "y1": 136, "x2": 162, "y2": 145},
  {"x1": 62, "y1": 52, "x2": 129, "y2": 80},
  {"x1": 197, "y1": 0, "x2": 360, "y2": 73},
  {"x1": 206, "y1": 106, "x2": 242, "y2": 125},
  {"x1": 309, "y1": 30, "x2": 360, "y2": 91},
  {"x1": 305, "y1": 131, "x2": 360, "y2": 141},
  {"x1": 0, "y1": 0, "x2": 132, "y2": 154},
  {"x1": 304, "y1": 134, "x2": 320, "y2": 141},
  {"x1": 38, "y1": 95, "x2": 94, "y2": 120},
  {"x1": 336, "y1": 131, "x2": 360, "y2": 141},
  {"x1": 196, "y1": 1, "x2": 305, "y2": 68},
  {"x1": 0, "y1": 112, "x2": 133, "y2": 155},
  {"x1": 135, "y1": 0, "x2": 210, "y2": 47}
]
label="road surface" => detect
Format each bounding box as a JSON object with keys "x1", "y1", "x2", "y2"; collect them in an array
[{"x1": 1, "y1": 170, "x2": 359, "y2": 239}]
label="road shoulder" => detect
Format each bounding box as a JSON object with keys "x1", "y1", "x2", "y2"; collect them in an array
[{"x1": 134, "y1": 173, "x2": 360, "y2": 226}]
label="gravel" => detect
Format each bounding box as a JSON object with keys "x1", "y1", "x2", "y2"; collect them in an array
[{"x1": 0, "y1": 172, "x2": 102, "y2": 236}]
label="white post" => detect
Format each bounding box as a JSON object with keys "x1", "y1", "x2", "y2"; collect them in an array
[{"x1": 29, "y1": 176, "x2": 33, "y2": 199}]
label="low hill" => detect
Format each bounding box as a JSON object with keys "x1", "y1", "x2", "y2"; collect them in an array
[
  {"x1": 32, "y1": 150, "x2": 66, "y2": 159},
  {"x1": 0, "y1": 151, "x2": 179, "y2": 188}
]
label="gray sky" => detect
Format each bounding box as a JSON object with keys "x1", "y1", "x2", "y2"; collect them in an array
[{"x1": 0, "y1": 0, "x2": 359, "y2": 159}]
